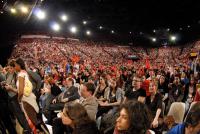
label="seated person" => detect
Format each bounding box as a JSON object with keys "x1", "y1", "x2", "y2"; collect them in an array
[
  {"x1": 53, "y1": 82, "x2": 98, "y2": 133},
  {"x1": 98, "y1": 78, "x2": 123, "y2": 117},
  {"x1": 79, "y1": 82, "x2": 98, "y2": 121},
  {"x1": 146, "y1": 80, "x2": 163, "y2": 131},
  {"x1": 158, "y1": 75, "x2": 169, "y2": 103},
  {"x1": 168, "y1": 102, "x2": 200, "y2": 134},
  {"x1": 183, "y1": 78, "x2": 196, "y2": 111},
  {"x1": 94, "y1": 75, "x2": 109, "y2": 101},
  {"x1": 44, "y1": 77, "x2": 79, "y2": 124},
  {"x1": 42, "y1": 77, "x2": 62, "y2": 112},
  {"x1": 167, "y1": 76, "x2": 184, "y2": 112},
  {"x1": 194, "y1": 84, "x2": 200, "y2": 102},
  {"x1": 124, "y1": 75, "x2": 146, "y2": 103},
  {"x1": 114, "y1": 101, "x2": 152, "y2": 134},
  {"x1": 53, "y1": 103, "x2": 99, "y2": 134}
]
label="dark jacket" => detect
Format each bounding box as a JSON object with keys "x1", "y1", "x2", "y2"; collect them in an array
[
  {"x1": 0, "y1": 73, "x2": 8, "y2": 102},
  {"x1": 57, "y1": 86, "x2": 80, "y2": 102},
  {"x1": 27, "y1": 70, "x2": 42, "y2": 92},
  {"x1": 169, "y1": 84, "x2": 184, "y2": 102},
  {"x1": 73, "y1": 121, "x2": 99, "y2": 134}
]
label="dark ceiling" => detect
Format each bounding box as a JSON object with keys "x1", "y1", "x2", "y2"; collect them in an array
[{"x1": 0, "y1": 0, "x2": 200, "y2": 46}]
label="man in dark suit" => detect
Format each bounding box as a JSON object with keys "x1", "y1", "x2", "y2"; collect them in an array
[{"x1": 44, "y1": 77, "x2": 80, "y2": 124}]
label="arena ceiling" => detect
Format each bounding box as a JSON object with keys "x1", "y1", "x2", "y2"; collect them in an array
[{"x1": 0, "y1": 0, "x2": 200, "y2": 46}]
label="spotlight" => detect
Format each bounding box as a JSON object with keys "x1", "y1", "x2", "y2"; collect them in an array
[
  {"x1": 187, "y1": 25, "x2": 190, "y2": 28},
  {"x1": 20, "y1": 6, "x2": 28, "y2": 14},
  {"x1": 170, "y1": 35, "x2": 176, "y2": 41},
  {"x1": 86, "y1": 30, "x2": 91, "y2": 35},
  {"x1": 129, "y1": 32, "x2": 132, "y2": 34},
  {"x1": 99, "y1": 26, "x2": 103, "y2": 29},
  {"x1": 70, "y1": 26, "x2": 77, "y2": 33},
  {"x1": 51, "y1": 22, "x2": 60, "y2": 32},
  {"x1": 83, "y1": 21, "x2": 87, "y2": 25},
  {"x1": 10, "y1": 8, "x2": 16, "y2": 14},
  {"x1": 152, "y1": 38, "x2": 156, "y2": 42},
  {"x1": 34, "y1": 9, "x2": 46, "y2": 20},
  {"x1": 61, "y1": 15, "x2": 68, "y2": 22},
  {"x1": 111, "y1": 30, "x2": 114, "y2": 34},
  {"x1": 153, "y1": 29, "x2": 156, "y2": 33},
  {"x1": 179, "y1": 27, "x2": 183, "y2": 30},
  {"x1": 167, "y1": 28, "x2": 170, "y2": 32}
]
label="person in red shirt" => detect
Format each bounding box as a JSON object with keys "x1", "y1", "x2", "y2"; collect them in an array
[{"x1": 194, "y1": 85, "x2": 200, "y2": 101}]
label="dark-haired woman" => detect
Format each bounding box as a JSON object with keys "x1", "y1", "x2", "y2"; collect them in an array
[
  {"x1": 183, "y1": 78, "x2": 196, "y2": 111},
  {"x1": 61, "y1": 103, "x2": 99, "y2": 134},
  {"x1": 5, "y1": 58, "x2": 39, "y2": 133},
  {"x1": 114, "y1": 101, "x2": 152, "y2": 134},
  {"x1": 94, "y1": 75, "x2": 109, "y2": 100},
  {"x1": 99, "y1": 78, "x2": 123, "y2": 114}
]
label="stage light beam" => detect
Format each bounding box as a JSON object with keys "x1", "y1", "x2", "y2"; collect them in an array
[
  {"x1": 61, "y1": 15, "x2": 68, "y2": 22},
  {"x1": 70, "y1": 26, "x2": 77, "y2": 33},
  {"x1": 20, "y1": 6, "x2": 28, "y2": 14},
  {"x1": 86, "y1": 30, "x2": 91, "y2": 35},
  {"x1": 83, "y1": 21, "x2": 87, "y2": 25},
  {"x1": 152, "y1": 38, "x2": 156, "y2": 42},
  {"x1": 170, "y1": 36, "x2": 176, "y2": 41},
  {"x1": 35, "y1": 9, "x2": 46, "y2": 20},
  {"x1": 51, "y1": 23, "x2": 60, "y2": 32},
  {"x1": 10, "y1": 8, "x2": 16, "y2": 14}
]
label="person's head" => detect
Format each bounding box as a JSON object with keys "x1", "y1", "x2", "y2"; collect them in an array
[
  {"x1": 149, "y1": 80, "x2": 158, "y2": 94},
  {"x1": 61, "y1": 103, "x2": 91, "y2": 127},
  {"x1": 80, "y1": 82, "x2": 95, "y2": 98},
  {"x1": 132, "y1": 76, "x2": 142, "y2": 90},
  {"x1": 149, "y1": 69, "x2": 155, "y2": 77},
  {"x1": 88, "y1": 76, "x2": 95, "y2": 84},
  {"x1": 8, "y1": 60, "x2": 15, "y2": 74},
  {"x1": 185, "y1": 102, "x2": 200, "y2": 134},
  {"x1": 141, "y1": 75, "x2": 146, "y2": 82},
  {"x1": 14, "y1": 58, "x2": 26, "y2": 72},
  {"x1": 65, "y1": 77, "x2": 74, "y2": 88},
  {"x1": 190, "y1": 77, "x2": 195, "y2": 85},
  {"x1": 116, "y1": 101, "x2": 151, "y2": 134},
  {"x1": 174, "y1": 76, "x2": 180, "y2": 85},
  {"x1": 99, "y1": 75, "x2": 107, "y2": 85},
  {"x1": 110, "y1": 78, "x2": 117, "y2": 89},
  {"x1": 159, "y1": 75, "x2": 165, "y2": 84}
]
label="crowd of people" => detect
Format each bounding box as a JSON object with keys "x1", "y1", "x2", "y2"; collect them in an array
[{"x1": 0, "y1": 35, "x2": 200, "y2": 134}]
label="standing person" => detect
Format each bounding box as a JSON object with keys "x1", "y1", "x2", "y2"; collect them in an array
[
  {"x1": 5, "y1": 58, "x2": 39, "y2": 133},
  {"x1": 0, "y1": 67, "x2": 17, "y2": 134}
]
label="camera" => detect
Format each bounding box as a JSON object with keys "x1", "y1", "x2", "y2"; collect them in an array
[{"x1": 0, "y1": 81, "x2": 7, "y2": 87}]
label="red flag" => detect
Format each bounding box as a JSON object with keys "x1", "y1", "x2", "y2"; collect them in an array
[{"x1": 145, "y1": 58, "x2": 150, "y2": 69}]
